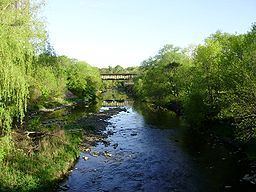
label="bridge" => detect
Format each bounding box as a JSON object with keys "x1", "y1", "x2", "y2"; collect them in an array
[{"x1": 100, "y1": 73, "x2": 137, "y2": 80}]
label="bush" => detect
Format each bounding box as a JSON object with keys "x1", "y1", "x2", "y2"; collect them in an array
[
  {"x1": 134, "y1": 44, "x2": 192, "y2": 108},
  {"x1": 29, "y1": 66, "x2": 66, "y2": 104},
  {"x1": 67, "y1": 61, "x2": 102, "y2": 100}
]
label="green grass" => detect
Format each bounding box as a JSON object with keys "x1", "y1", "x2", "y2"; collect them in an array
[{"x1": 0, "y1": 130, "x2": 82, "y2": 192}]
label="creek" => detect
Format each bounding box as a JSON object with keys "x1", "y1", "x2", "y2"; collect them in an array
[{"x1": 52, "y1": 96, "x2": 254, "y2": 192}]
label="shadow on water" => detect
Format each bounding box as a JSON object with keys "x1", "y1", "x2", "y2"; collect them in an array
[
  {"x1": 133, "y1": 102, "x2": 255, "y2": 192},
  {"x1": 132, "y1": 101, "x2": 182, "y2": 130},
  {"x1": 179, "y1": 128, "x2": 253, "y2": 192}
]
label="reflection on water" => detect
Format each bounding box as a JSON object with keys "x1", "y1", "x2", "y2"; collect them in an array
[
  {"x1": 102, "y1": 89, "x2": 128, "y2": 101},
  {"x1": 102, "y1": 89, "x2": 134, "y2": 107},
  {"x1": 102, "y1": 100, "x2": 134, "y2": 107},
  {"x1": 133, "y1": 102, "x2": 253, "y2": 192},
  {"x1": 133, "y1": 102, "x2": 183, "y2": 129},
  {"x1": 180, "y1": 128, "x2": 251, "y2": 192}
]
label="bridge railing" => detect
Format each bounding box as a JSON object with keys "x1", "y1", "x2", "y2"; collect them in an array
[{"x1": 100, "y1": 73, "x2": 137, "y2": 80}]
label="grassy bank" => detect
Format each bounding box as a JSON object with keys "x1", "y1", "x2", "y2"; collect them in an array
[
  {"x1": 0, "y1": 100, "x2": 98, "y2": 192},
  {"x1": 0, "y1": 129, "x2": 82, "y2": 192}
]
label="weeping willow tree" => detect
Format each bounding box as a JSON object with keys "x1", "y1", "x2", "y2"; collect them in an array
[{"x1": 0, "y1": 0, "x2": 45, "y2": 134}]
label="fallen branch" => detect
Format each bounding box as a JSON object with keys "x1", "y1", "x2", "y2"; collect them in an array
[{"x1": 24, "y1": 131, "x2": 46, "y2": 138}]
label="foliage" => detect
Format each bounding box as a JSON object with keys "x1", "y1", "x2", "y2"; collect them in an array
[
  {"x1": 29, "y1": 53, "x2": 67, "y2": 105},
  {"x1": 0, "y1": 0, "x2": 46, "y2": 133},
  {"x1": 134, "y1": 24, "x2": 256, "y2": 141},
  {"x1": 186, "y1": 27, "x2": 256, "y2": 133},
  {"x1": 67, "y1": 61, "x2": 102, "y2": 100},
  {"x1": 0, "y1": 1, "x2": 102, "y2": 134},
  {"x1": 134, "y1": 44, "x2": 192, "y2": 107},
  {"x1": 100, "y1": 65, "x2": 139, "y2": 74},
  {"x1": 30, "y1": 66, "x2": 67, "y2": 103}
]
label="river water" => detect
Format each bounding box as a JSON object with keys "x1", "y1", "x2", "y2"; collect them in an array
[{"x1": 56, "y1": 100, "x2": 254, "y2": 192}]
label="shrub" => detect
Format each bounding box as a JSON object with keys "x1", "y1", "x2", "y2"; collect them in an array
[{"x1": 67, "y1": 61, "x2": 102, "y2": 100}]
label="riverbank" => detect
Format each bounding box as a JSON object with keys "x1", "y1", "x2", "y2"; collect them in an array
[
  {"x1": 0, "y1": 126, "x2": 81, "y2": 192},
  {"x1": 0, "y1": 102, "x2": 125, "y2": 192}
]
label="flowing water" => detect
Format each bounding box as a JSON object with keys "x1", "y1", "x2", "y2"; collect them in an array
[{"x1": 55, "y1": 99, "x2": 255, "y2": 192}]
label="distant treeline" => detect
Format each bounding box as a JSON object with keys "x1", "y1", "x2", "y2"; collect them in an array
[
  {"x1": 134, "y1": 24, "x2": 256, "y2": 142},
  {"x1": 100, "y1": 65, "x2": 139, "y2": 74}
]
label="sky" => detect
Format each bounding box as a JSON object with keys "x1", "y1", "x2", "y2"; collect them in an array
[{"x1": 43, "y1": 0, "x2": 256, "y2": 68}]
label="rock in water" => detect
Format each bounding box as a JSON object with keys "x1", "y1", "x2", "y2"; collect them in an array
[
  {"x1": 103, "y1": 151, "x2": 112, "y2": 158},
  {"x1": 113, "y1": 143, "x2": 118, "y2": 149},
  {"x1": 91, "y1": 151, "x2": 100, "y2": 157},
  {"x1": 83, "y1": 156, "x2": 89, "y2": 161}
]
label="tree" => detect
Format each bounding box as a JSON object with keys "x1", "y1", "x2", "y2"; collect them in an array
[
  {"x1": 134, "y1": 45, "x2": 191, "y2": 108},
  {"x1": 0, "y1": 0, "x2": 46, "y2": 134},
  {"x1": 67, "y1": 61, "x2": 102, "y2": 100}
]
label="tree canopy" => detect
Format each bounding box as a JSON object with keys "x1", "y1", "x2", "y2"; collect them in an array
[{"x1": 134, "y1": 24, "x2": 256, "y2": 141}]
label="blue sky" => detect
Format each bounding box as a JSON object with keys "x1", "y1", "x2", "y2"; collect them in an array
[{"x1": 44, "y1": 0, "x2": 256, "y2": 67}]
